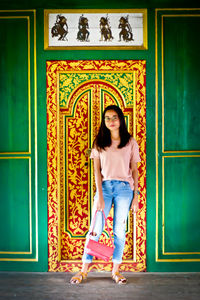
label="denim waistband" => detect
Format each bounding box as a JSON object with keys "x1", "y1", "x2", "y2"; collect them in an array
[
  {"x1": 103, "y1": 180, "x2": 129, "y2": 184},
  {"x1": 102, "y1": 180, "x2": 131, "y2": 189}
]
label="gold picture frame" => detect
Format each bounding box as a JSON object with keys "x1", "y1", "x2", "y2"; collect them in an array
[{"x1": 44, "y1": 9, "x2": 147, "y2": 50}]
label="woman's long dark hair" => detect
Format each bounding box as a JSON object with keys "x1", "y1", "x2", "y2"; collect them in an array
[{"x1": 93, "y1": 105, "x2": 131, "y2": 150}]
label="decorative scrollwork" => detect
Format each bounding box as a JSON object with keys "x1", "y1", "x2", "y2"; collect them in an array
[{"x1": 47, "y1": 60, "x2": 146, "y2": 272}]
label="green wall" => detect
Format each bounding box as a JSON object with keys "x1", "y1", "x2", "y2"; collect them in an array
[{"x1": 0, "y1": 0, "x2": 200, "y2": 272}]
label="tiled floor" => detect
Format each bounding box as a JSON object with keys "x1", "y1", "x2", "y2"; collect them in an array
[{"x1": 0, "y1": 272, "x2": 200, "y2": 300}]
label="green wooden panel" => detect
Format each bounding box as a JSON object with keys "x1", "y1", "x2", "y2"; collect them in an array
[
  {"x1": 0, "y1": 158, "x2": 31, "y2": 252},
  {"x1": 155, "y1": 9, "x2": 200, "y2": 272},
  {"x1": 0, "y1": 10, "x2": 43, "y2": 271},
  {"x1": 164, "y1": 157, "x2": 200, "y2": 254},
  {"x1": 0, "y1": 18, "x2": 29, "y2": 152},
  {"x1": 163, "y1": 17, "x2": 200, "y2": 151}
]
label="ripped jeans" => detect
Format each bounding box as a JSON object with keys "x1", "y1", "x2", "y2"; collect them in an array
[{"x1": 82, "y1": 180, "x2": 133, "y2": 264}]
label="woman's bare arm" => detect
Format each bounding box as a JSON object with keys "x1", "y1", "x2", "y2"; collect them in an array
[
  {"x1": 130, "y1": 162, "x2": 139, "y2": 213},
  {"x1": 93, "y1": 157, "x2": 105, "y2": 211}
]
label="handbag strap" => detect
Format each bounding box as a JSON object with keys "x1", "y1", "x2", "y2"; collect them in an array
[{"x1": 90, "y1": 210, "x2": 114, "y2": 248}]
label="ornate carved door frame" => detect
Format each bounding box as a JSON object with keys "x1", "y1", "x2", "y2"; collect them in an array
[{"x1": 46, "y1": 60, "x2": 146, "y2": 272}]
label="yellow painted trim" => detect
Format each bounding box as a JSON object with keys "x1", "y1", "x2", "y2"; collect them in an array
[
  {"x1": 0, "y1": 157, "x2": 30, "y2": 159},
  {"x1": 156, "y1": 258, "x2": 200, "y2": 262},
  {"x1": 163, "y1": 150, "x2": 200, "y2": 153},
  {"x1": 45, "y1": 8, "x2": 147, "y2": 13},
  {"x1": 133, "y1": 212, "x2": 137, "y2": 262},
  {"x1": 60, "y1": 258, "x2": 137, "y2": 263},
  {"x1": 59, "y1": 70, "x2": 141, "y2": 74},
  {"x1": 155, "y1": 8, "x2": 159, "y2": 262},
  {"x1": 29, "y1": 157, "x2": 32, "y2": 254},
  {"x1": 57, "y1": 72, "x2": 61, "y2": 261},
  {"x1": 143, "y1": 9, "x2": 148, "y2": 50},
  {"x1": 162, "y1": 14, "x2": 200, "y2": 17},
  {"x1": 28, "y1": 15, "x2": 31, "y2": 154},
  {"x1": 161, "y1": 15, "x2": 164, "y2": 154},
  {"x1": 33, "y1": 9, "x2": 38, "y2": 262},
  {"x1": 162, "y1": 156, "x2": 165, "y2": 255},
  {"x1": 155, "y1": 8, "x2": 200, "y2": 12},
  {"x1": 88, "y1": 95, "x2": 92, "y2": 236},
  {"x1": 0, "y1": 152, "x2": 31, "y2": 155},
  {"x1": 44, "y1": 10, "x2": 48, "y2": 50},
  {"x1": 0, "y1": 10, "x2": 37, "y2": 12},
  {"x1": 133, "y1": 72, "x2": 136, "y2": 139},
  {"x1": 0, "y1": 258, "x2": 38, "y2": 262},
  {"x1": 162, "y1": 155, "x2": 200, "y2": 158},
  {"x1": 63, "y1": 115, "x2": 68, "y2": 241},
  {"x1": 0, "y1": 16, "x2": 29, "y2": 18},
  {"x1": 44, "y1": 9, "x2": 148, "y2": 50}
]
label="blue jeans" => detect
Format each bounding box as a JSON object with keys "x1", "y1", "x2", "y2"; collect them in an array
[{"x1": 82, "y1": 180, "x2": 133, "y2": 264}]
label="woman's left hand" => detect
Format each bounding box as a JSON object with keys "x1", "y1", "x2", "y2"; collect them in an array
[{"x1": 130, "y1": 196, "x2": 139, "y2": 214}]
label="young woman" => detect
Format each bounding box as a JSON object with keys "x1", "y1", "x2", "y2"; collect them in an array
[{"x1": 70, "y1": 105, "x2": 140, "y2": 284}]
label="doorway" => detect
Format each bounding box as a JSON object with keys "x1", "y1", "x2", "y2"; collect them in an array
[{"x1": 46, "y1": 60, "x2": 146, "y2": 272}]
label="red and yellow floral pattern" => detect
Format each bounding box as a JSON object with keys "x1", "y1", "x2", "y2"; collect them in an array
[{"x1": 47, "y1": 60, "x2": 146, "y2": 272}]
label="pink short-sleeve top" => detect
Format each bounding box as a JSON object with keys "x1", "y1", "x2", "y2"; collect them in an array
[{"x1": 90, "y1": 137, "x2": 141, "y2": 190}]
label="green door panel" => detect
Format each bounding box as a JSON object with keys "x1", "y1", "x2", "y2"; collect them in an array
[
  {"x1": 0, "y1": 158, "x2": 31, "y2": 253},
  {"x1": 0, "y1": 18, "x2": 29, "y2": 153},
  {"x1": 154, "y1": 9, "x2": 200, "y2": 271},
  {"x1": 0, "y1": 10, "x2": 47, "y2": 271},
  {"x1": 163, "y1": 17, "x2": 200, "y2": 151},
  {"x1": 163, "y1": 156, "x2": 200, "y2": 254}
]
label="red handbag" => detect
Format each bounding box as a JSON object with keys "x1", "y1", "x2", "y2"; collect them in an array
[{"x1": 86, "y1": 210, "x2": 115, "y2": 262}]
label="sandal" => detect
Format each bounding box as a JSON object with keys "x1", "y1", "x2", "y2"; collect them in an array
[
  {"x1": 70, "y1": 271, "x2": 87, "y2": 284},
  {"x1": 112, "y1": 272, "x2": 127, "y2": 285}
]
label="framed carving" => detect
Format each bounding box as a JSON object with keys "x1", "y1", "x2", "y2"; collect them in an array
[{"x1": 44, "y1": 9, "x2": 147, "y2": 50}]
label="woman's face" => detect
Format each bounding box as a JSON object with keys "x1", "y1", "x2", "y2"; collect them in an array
[{"x1": 104, "y1": 110, "x2": 120, "y2": 132}]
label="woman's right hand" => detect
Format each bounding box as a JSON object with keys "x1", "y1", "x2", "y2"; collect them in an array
[{"x1": 96, "y1": 195, "x2": 105, "y2": 211}]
